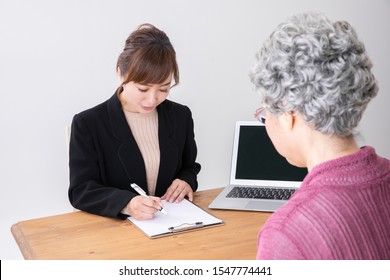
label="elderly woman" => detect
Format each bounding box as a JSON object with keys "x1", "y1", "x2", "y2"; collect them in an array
[{"x1": 250, "y1": 12, "x2": 390, "y2": 259}]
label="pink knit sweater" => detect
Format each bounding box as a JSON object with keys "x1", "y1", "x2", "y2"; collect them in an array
[{"x1": 257, "y1": 146, "x2": 390, "y2": 259}]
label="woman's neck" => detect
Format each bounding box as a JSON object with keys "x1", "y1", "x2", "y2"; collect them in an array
[{"x1": 305, "y1": 133, "x2": 359, "y2": 171}]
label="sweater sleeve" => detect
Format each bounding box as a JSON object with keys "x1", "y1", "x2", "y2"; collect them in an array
[{"x1": 257, "y1": 228, "x2": 305, "y2": 260}]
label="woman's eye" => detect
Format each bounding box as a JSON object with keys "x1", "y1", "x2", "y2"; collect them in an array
[
  {"x1": 160, "y1": 88, "x2": 170, "y2": 93},
  {"x1": 138, "y1": 88, "x2": 148, "y2": 93}
]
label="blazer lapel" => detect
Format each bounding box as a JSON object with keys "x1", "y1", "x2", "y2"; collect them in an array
[
  {"x1": 155, "y1": 101, "x2": 179, "y2": 196},
  {"x1": 107, "y1": 93, "x2": 148, "y2": 192}
]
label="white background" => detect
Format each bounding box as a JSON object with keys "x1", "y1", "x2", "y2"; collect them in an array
[
  {"x1": 3, "y1": 260, "x2": 390, "y2": 280},
  {"x1": 0, "y1": 0, "x2": 389, "y2": 259}
]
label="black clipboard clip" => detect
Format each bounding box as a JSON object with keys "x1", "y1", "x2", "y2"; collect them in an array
[{"x1": 168, "y1": 222, "x2": 203, "y2": 233}]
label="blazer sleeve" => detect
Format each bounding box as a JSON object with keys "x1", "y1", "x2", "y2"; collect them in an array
[
  {"x1": 68, "y1": 113, "x2": 135, "y2": 219},
  {"x1": 176, "y1": 108, "x2": 201, "y2": 191}
]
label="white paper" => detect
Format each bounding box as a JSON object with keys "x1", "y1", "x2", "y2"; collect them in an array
[{"x1": 128, "y1": 199, "x2": 223, "y2": 238}]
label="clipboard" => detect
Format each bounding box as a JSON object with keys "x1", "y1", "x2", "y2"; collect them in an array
[{"x1": 128, "y1": 199, "x2": 224, "y2": 238}]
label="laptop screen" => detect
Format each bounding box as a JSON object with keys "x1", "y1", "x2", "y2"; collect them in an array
[{"x1": 235, "y1": 124, "x2": 307, "y2": 182}]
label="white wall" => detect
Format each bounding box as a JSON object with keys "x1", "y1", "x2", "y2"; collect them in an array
[{"x1": 1, "y1": 0, "x2": 389, "y2": 259}]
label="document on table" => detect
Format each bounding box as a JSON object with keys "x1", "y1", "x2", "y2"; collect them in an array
[{"x1": 128, "y1": 199, "x2": 224, "y2": 238}]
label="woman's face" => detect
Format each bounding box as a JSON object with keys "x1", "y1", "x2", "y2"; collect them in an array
[
  {"x1": 120, "y1": 75, "x2": 172, "y2": 113},
  {"x1": 264, "y1": 112, "x2": 286, "y2": 156},
  {"x1": 265, "y1": 111, "x2": 304, "y2": 167}
]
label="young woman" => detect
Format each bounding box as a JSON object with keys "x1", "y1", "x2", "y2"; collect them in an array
[
  {"x1": 251, "y1": 12, "x2": 390, "y2": 259},
  {"x1": 69, "y1": 24, "x2": 201, "y2": 220}
]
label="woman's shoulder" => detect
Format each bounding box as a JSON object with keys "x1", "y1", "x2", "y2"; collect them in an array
[
  {"x1": 71, "y1": 97, "x2": 118, "y2": 135},
  {"x1": 74, "y1": 94, "x2": 117, "y2": 121},
  {"x1": 160, "y1": 99, "x2": 192, "y2": 116}
]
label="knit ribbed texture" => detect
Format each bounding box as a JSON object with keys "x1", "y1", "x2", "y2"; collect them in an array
[
  {"x1": 257, "y1": 146, "x2": 390, "y2": 259},
  {"x1": 123, "y1": 109, "x2": 160, "y2": 196}
]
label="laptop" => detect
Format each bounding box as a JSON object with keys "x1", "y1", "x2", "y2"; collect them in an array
[{"x1": 208, "y1": 121, "x2": 308, "y2": 212}]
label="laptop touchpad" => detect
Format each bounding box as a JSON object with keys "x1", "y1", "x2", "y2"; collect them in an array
[{"x1": 245, "y1": 200, "x2": 283, "y2": 212}]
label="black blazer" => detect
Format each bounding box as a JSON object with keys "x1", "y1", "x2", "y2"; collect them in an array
[{"x1": 69, "y1": 93, "x2": 201, "y2": 219}]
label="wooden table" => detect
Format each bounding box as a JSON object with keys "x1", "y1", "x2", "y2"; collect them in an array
[{"x1": 11, "y1": 188, "x2": 271, "y2": 259}]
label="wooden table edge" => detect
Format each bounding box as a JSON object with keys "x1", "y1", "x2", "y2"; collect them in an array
[{"x1": 11, "y1": 222, "x2": 37, "y2": 260}]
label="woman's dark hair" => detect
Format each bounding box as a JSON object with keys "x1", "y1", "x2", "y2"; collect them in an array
[{"x1": 116, "y1": 23, "x2": 179, "y2": 94}]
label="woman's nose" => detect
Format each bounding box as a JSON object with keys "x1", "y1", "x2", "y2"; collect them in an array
[{"x1": 146, "y1": 91, "x2": 158, "y2": 104}]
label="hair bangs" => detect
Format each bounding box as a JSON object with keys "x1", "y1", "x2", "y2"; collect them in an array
[{"x1": 126, "y1": 46, "x2": 178, "y2": 86}]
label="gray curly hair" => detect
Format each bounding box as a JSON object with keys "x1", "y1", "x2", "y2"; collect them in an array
[{"x1": 250, "y1": 12, "x2": 378, "y2": 137}]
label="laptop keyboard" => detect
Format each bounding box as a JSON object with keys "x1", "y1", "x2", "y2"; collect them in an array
[{"x1": 226, "y1": 186, "x2": 296, "y2": 200}]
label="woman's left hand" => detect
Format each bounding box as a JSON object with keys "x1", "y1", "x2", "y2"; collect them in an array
[{"x1": 162, "y1": 179, "x2": 193, "y2": 203}]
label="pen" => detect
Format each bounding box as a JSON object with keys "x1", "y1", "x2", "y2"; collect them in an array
[{"x1": 130, "y1": 183, "x2": 167, "y2": 214}]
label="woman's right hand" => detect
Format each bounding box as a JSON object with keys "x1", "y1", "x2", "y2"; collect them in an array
[{"x1": 124, "y1": 195, "x2": 163, "y2": 220}]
